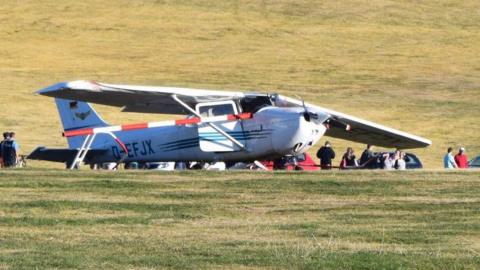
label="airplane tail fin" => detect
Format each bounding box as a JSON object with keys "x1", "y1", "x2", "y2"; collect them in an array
[{"x1": 54, "y1": 98, "x2": 109, "y2": 148}]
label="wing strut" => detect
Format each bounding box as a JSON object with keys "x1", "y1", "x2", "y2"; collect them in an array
[{"x1": 171, "y1": 94, "x2": 247, "y2": 151}]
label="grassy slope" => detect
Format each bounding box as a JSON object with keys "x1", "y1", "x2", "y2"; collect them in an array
[
  {"x1": 0, "y1": 0, "x2": 479, "y2": 168},
  {"x1": 0, "y1": 169, "x2": 478, "y2": 269}
]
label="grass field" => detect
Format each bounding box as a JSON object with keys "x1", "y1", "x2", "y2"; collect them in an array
[
  {"x1": 0, "y1": 0, "x2": 479, "y2": 168},
  {"x1": 0, "y1": 169, "x2": 478, "y2": 269}
]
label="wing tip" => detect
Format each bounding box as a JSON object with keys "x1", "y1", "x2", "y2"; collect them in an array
[
  {"x1": 35, "y1": 80, "x2": 102, "y2": 96},
  {"x1": 421, "y1": 138, "x2": 432, "y2": 147},
  {"x1": 36, "y1": 82, "x2": 69, "y2": 96},
  {"x1": 398, "y1": 138, "x2": 431, "y2": 149}
]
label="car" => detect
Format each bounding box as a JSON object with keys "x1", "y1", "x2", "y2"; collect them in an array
[
  {"x1": 260, "y1": 153, "x2": 319, "y2": 171},
  {"x1": 124, "y1": 161, "x2": 176, "y2": 170},
  {"x1": 468, "y1": 156, "x2": 480, "y2": 168},
  {"x1": 143, "y1": 162, "x2": 176, "y2": 170},
  {"x1": 360, "y1": 152, "x2": 423, "y2": 169}
]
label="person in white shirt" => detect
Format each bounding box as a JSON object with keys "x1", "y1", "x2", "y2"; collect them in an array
[
  {"x1": 396, "y1": 151, "x2": 406, "y2": 170},
  {"x1": 383, "y1": 153, "x2": 395, "y2": 170}
]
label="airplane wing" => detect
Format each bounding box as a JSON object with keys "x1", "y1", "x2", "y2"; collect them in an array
[
  {"x1": 37, "y1": 81, "x2": 431, "y2": 149},
  {"x1": 37, "y1": 80, "x2": 246, "y2": 115},
  {"x1": 275, "y1": 95, "x2": 431, "y2": 149}
]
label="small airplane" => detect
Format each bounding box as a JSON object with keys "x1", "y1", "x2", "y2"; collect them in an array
[{"x1": 28, "y1": 80, "x2": 431, "y2": 169}]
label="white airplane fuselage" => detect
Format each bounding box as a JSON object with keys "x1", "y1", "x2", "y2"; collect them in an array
[{"x1": 87, "y1": 106, "x2": 326, "y2": 164}]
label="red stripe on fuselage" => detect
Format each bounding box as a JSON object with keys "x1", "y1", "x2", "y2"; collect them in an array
[{"x1": 227, "y1": 113, "x2": 252, "y2": 120}]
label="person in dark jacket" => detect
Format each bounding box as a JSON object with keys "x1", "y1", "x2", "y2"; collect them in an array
[
  {"x1": 1, "y1": 132, "x2": 17, "y2": 168},
  {"x1": 316, "y1": 141, "x2": 335, "y2": 170},
  {"x1": 359, "y1": 144, "x2": 374, "y2": 166},
  {"x1": 340, "y1": 147, "x2": 358, "y2": 169},
  {"x1": 0, "y1": 132, "x2": 8, "y2": 168}
]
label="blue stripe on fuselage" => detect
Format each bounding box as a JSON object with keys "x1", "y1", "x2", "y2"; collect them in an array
[{"x1": 158, "y1": 129, "x2": 273, "y2": 152}]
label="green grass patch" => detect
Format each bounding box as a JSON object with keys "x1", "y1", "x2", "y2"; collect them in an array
[{"x1": 0, "y1": 169, "x2": 478, "y2": 269}]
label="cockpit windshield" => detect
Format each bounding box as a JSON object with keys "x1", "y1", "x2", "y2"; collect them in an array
[{"x1": 240, "y1": 95, "x2": 273, "y2": 113}]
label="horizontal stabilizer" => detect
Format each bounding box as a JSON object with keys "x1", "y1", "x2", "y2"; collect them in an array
[{"x1": 27, "y1": 147, "x2": 107, "y2": 163}]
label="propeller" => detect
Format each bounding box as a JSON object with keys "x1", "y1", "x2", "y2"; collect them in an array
[
  {"x1": 274, "y1": 94, "x2": 331, "y2": 125},
  {"x1": 296, "y1": 96, "x2": 320, "y2": 123}
]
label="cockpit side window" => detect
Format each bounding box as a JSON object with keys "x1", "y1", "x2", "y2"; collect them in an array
[
  {"x1": 240, "y1": 96, "x2": 273, "y2": 113},
  {"x1": 198, "y1": 103, "x2": 235, "y2": 117}
]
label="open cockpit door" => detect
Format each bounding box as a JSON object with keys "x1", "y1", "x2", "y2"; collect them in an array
[{"x1": 196, "y1": 101, "x2": 246, "y2": 152}]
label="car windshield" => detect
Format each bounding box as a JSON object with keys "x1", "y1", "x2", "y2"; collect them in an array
[
  {"x1": 405, "y1": 154, "x2": 418, "y2": 165},
  {"x1": 295, "y1": 154, "x2": 306, "y2": 162},
  {"x1": 285, "y1": 154, "x2": 306, "y2": 163},
  {"x1": 469, "y1": 156, "x2": 480, "y2": 166}
]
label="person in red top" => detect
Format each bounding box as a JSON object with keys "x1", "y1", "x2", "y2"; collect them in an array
[{"x1": 454, "y1": 147, "x2": 469, "y2": 169}]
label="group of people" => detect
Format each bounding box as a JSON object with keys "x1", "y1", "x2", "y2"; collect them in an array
[
  {"x1": 380, "y1": 150, "x2": 407, "y2": 170},
  {"x1": 0, "y1": 132, "x2": 20, "y2": 168},
  {"x1": 316, "y1": 142, "x2": 407, "y2": 170},
  {"x1": 443, "y1": 147, "x2": 469, "y2": 169},
  {"x1": 0, "y1": 132, "x2": 473, "y2": 170}
]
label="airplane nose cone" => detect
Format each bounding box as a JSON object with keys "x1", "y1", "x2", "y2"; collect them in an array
[{"x1": 271, "y1": 109, "x2": 325, "y2": 155}]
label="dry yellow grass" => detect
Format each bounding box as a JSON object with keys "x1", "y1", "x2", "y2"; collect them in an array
[{"x1": 0, "y1": 0, "x2": 479, "y2": 168}]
